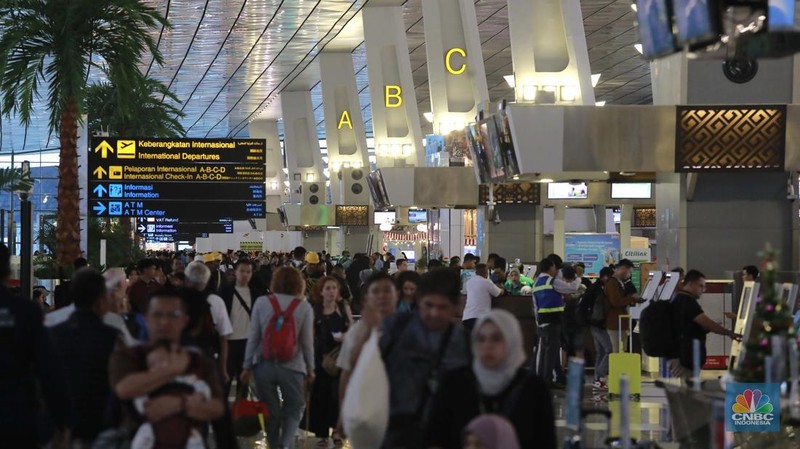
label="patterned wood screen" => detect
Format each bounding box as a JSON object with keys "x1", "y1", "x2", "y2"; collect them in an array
[
  {"x1": 633, "y1": 208, "x2": 657, "y2": 228},
  {"x1": 335, "y1": 205, "x2": 369, "y2": 226},
  {"x1": 676, "y1": 106, "x2": 786, "y2": 172},
  {"x1": 479, "y1": 182, "x2": 541, "y2": 204}
]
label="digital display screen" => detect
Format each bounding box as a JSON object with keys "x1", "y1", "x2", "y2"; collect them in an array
[
  {"x1": 408, "y1": 209, "x2": 428, "y2": 223},
  {"x1": 740, "y1": 287, "x2": 752, "y2": 319},
  {"x1": 673, "y1": 0, "x2": 719, "y2": 47},
  {"x1": 769, "y1": 0, "x2": 796, "y2": 29},
  {"x1": 466, "y1": 123, "x2": 491, "y2": 184},
  {"x1": 495, "y1": 109, "x2": 521, "y2": 178},
  {"x1": 548, "y1": 182, "x2": 588, "y2": 200},
  {"x1": 374, "y1": 211, "x2": 396, "y2": 225},
  {"x1": 478, "y1": 118, "x2": 506, "y2": 182},
  {"x1": 635, "y1": 0, "x2": 677, "y2": 58},
  {"x1": 611, "y1": 183, "x2": 653, "y2": 199}
]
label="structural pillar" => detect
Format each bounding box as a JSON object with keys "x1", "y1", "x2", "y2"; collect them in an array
[
  {"x1": 280, "y1": 91, "x2": 325, "y2": 204},
  {"x1": 363, "y1": 5, "x2": 425, "y2": 167},
  {"x1": 553, "y1": 204, "x2": 566, "y2": 259},
  {"x1": 422, "y1": 0, "x2": 489, "y2": 133},
  {"x1": 507, "y1": 0, "x2": 595, "y2": 105}
]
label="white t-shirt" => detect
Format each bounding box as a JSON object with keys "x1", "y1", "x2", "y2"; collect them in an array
[
  {"x1": 45, "y1": 304, "x2": 75, "y2": 327},
  {"x1": 207, "y1": 293, "x2": 233, "y2": 338},
  {"x1": 230, "y1": 286, "x2": 252, "y2": 340},
  {"x1": 463, "y1": 275, "x2": 503, "y2": 321}
]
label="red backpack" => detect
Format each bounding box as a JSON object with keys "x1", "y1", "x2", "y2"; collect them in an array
[{"x1": 261, "y1": 295, "x2": 302, "y2": 362}]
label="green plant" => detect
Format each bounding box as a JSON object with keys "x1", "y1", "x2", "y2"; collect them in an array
[
  {"x1": 35, "y1": 217, "x2": 144, "y2": 278},
  {"x1": 0, "y1": 0, "x2": 167, "y2": 267},
  {"x1": 85, "y1": 74, "x2": 186, "y2": 138}
]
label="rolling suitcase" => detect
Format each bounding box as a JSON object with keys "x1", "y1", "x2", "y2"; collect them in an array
[{"x1": 608, "y1": 314, "x2": 641, "y2": 399}]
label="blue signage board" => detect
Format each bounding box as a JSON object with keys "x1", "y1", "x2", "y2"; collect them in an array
[
  {"x1": 565, "y1": 233, "x2": 621, "y2": 277},
  {"x1": 92, "y1": 200, "x2": 264, "y2": 220}
]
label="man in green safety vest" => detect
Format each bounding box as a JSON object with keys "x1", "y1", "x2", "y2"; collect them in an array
[{"x1": 532, "y1": 258, "x2": 576, "y2": 388}]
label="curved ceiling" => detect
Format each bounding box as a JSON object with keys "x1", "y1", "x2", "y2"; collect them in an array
[{"x1": 0, "y1": 0, "x2": 649, "y2": 153}]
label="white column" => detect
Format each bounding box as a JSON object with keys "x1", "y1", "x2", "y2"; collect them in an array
[
  {"x1": 422, "y1": 0, "x2": 489, "y2": 134},
  {"x1": 280, "y1": 91, "x2": 325, "y2": 203},
  {"x1": 248, "y1": 119, "x2": 287, "y2": 213},
  {"x1": 363, "y1": 5, "x2": 425, "y2": 167},
  {"x1": 319, "y1": 52, "x2": 370, "y2": 204},
  {"x1": 553, "y1": 204, "x2": 566, "y2": 257},
  {"x1": 620, "y1": 204, "x2": 633, "y2": 250},
  {"x1": 507, "y1": 0, "x2": 594, "y2": 105}
]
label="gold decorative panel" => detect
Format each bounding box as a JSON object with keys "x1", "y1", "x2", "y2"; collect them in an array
[
  {"x1": 633, "y1": 208, "x2": 657, "y2": 228},
  {"x1": 335, "y1": 205, "x2": 369, "y2": 226},
  {"x1": 676, "y1": 106, "x2": 786, "y2": 172},
  {"x1": 479, "y1": 182, "x2": 540, "y2": 205}
]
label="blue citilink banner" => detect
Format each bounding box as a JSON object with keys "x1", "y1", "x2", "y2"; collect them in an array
[{"x1": 725, "y1": 383, "x2": 780, "y2": 432}]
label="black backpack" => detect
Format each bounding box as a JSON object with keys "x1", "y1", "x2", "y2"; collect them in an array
[
  {"x1": 183, "y1": 290, "x2": 222, "y2": 358},
  {"x1": 577, "y1": 280, "x2": 604, "y2": 327},
  {"x1": 640, "y1": 299, "x2": 680, "y2": 358}
]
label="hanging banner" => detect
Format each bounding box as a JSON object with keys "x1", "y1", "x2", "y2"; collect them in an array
[{"x1": 565, "y1": 233, "x2": 620, "y2": 277}]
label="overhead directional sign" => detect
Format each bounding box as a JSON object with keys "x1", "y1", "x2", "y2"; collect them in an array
[
  {"x1": 136, "y1": 222, "x2": 234, "y2": 236},
  {"x1": 90, "y1": 182, "x2": 264, "y2": 201},
  {"x1": 88, "y1": 137, "x2": 266, "y2": 220},
  {"x1": 91, "y1": 200, "x2": 265, "y2": 220},
  {"x1": 90, "y1": 138, "x2": 265, "y2": 164}
]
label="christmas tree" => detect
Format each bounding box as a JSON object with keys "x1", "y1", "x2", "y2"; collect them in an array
[{"x1": 734, "y1": 245, "x2": 797, "y2": 382}]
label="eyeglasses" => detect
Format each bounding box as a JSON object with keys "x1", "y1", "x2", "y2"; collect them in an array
[{"x1": 148, "y1": 310, "x2": 185, "y2": 321}]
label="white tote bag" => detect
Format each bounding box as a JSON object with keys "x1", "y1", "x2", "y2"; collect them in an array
[{"x1": 342, "y1": 330, "x2": 390, "y2": 449}]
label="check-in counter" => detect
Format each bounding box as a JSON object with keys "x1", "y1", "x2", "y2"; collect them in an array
[{"x1": 492, "y1": 295, "x2": 537, "y2": 359}]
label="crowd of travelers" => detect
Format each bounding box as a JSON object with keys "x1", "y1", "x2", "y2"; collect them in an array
[{"x1": 1, "y1": 243, "x2": 748, "y2": 449}]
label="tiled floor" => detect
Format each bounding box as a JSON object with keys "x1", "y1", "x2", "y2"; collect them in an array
[
  {"x1": 233, "y1": 378, "x2": 676, "y2": 449},
  {"x1": 232, "y1": 373, "x2": 800, "y2": 449}
]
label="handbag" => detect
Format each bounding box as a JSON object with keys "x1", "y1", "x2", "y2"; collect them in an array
[
  {"x1": 322, "y1": 345, "x2": 342, "y2": 376},
  {"x1": 231, "y1": 386, "x2": 269, "y2": 437}
]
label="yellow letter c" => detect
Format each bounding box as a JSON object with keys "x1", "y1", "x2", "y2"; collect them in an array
[{"x1": 445, "y1": 48, "x2": 467, "y2": 75}]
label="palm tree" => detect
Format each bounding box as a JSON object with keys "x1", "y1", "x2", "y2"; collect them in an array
[
  {"x1": 0, "y1": 0, "x2": 166, "y2": 266},
  {"x1": 85, "y1": 73, "x2": 186, "y2": 138},
  {"x1": 0, "y1": 167, "x2": 33, "y2": 193}
]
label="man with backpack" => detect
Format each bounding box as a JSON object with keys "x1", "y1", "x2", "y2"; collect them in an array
[
  {"x1": 219, "y1": 259, "x2": 260, "y2": 396},
  {"x1": 666, "y1": 270, "x2": 742, "y2": 381},
  {"x1": 583, "y1": 267, "x2": 614, "y2": 391},
  {"x1": 379, "y1": 268, "x2": 470, "y2": 449}
]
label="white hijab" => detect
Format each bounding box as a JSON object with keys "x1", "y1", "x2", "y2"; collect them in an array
[{"x1": 471, "y1": 309, "x2": 527, "y2": 396}]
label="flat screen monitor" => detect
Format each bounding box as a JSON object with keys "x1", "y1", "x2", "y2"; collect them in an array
[
  {"x1": 635, "y1": 0, "x2": 678, "y2": 59},
  {"x1": 367, "y1": 169, "x2": 391, "y2": 209},
  {"x1": 548, "y1": 182, "x2": 588, "y2": 200},
  {"x1": 466, "y1": 123, "x2": 491, "y2": 184},
  {"x1": 768, "y1": 0, "x2": 796, "y2": 29},
  {"x1": 374, "y1": 211, "x2": 396, "y2": 225},
  {"x1": 408, "y1": 209, "x2": 428, "y2": 223},
  {"x1": 672, "y1": 0, "x2": 721, "y2": 47},
  {"x1": 495, "y1": 108, "x2": 521, "y2": 178},
  {"x1": 613, "y1": 208, "x2": 622, "y2": 224},
  {"x1": 478, "y1": 117, "x2": 506, "y2": 182},
  {"x1": 611, "y1": 183, "x2": 653, "y2": 199}
]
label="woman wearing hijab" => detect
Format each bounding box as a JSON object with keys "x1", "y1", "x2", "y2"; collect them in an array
[
  {"x1": 426, "y1": 310, "x2": 556, "y2": 449},
  {"x1": 463, "y1": 415, "x2": 520, "y2": 449}
]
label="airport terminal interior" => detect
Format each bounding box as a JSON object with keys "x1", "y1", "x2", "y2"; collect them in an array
[{"x1": 4, "y1": 0, "x2": 800, "y2": 448}]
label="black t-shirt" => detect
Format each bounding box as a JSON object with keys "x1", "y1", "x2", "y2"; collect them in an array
[{"x1": 672, "y1": 292, "x2": 707, "y2": 368}]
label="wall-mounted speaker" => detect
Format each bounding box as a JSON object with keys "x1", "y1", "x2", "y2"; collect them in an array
[
  {"x1": 302, "y1": 182, "x2": 324, "y2": 206},
  {"x1": 339, "y1": 168, "x2": 369, "y2": 205}
]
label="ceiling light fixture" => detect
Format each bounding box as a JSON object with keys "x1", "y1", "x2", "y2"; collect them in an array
[
  {"x1": 634, "y1": 44, "x2": 643, "y2": 54},
  {"x1": 379, "y1": 222, "x2": 392, "y2": 232},
  {"x1": 591, "y1": 74, "x2": 601, "y2": 87},
  {"x1": 503, "y1": 74, "x2": 516, "y2": 89},
  {"x1": 540, "y1": 178, "x2": 555, "y2": 183},
  {"x1": 596, "y1": 101, "x2": 606, "y2": 106},
  {"x1": 423, "y1": 112, "x2": 434, "y2": 123},
  {"x1": 631, "y1": 3, "x2": 638, "y2": 12}
]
